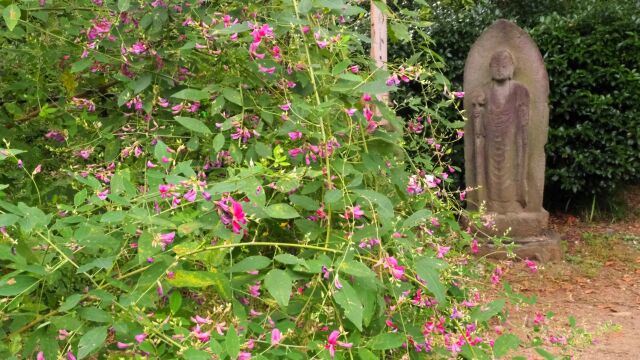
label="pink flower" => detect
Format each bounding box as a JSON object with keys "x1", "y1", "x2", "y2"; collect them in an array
[
  {"x1": 183, "y1": 189, "x2": 197, "y2": 202},
  {"x1": 533, "y1": 312, "x2": 545, "y2": 325},
  {"x1": 380, "y1": 256, "x2": 405, "y2": 280},
  {"x1": 248, "y1": 282, "x2": 261, "y2": 297},
  {"x1": 271, "y1": 328, "x2": 282, "y2": 345},
  {"x1": 66, "y1": 352, "x2": 76, "y2": 360},
  {"x1": 190, "y1": 315, "x2": 211, "y2": 325},
  {"x1": 425, "y1": 175, "x2": 438, "y2": 188},
  {"x1": 146, "y1": 160, "x2": 156, "y2": 168},
  {"x1": 116, "y1": 342, "x2": 130, "y2": 349},
  {"x1": 452, "y1": 91, "x2": 465, "y2": 98},
  {"x1": 362, "y1": 93, "x2": 372, "y2": 102},
  {"x1": 160, "y1": 232, "x2": 175, "y2": 247},
  {"x1": 130, "y1": 41, "x2": 147, "y2": 55},
  {"x1": 350, "y1": 65, "x2": 359, "y2": 73},
  {"x1": 77, "y1": 149, "x2": 92, "y2": 160},
  {"x1": 288, "y1": 131, "x2": 303, "y2": 141},
  {"x1": 134, "y1": 333, "x2": 147, "y2": 343},
  {"x1": 437, "y1": 246, "x2": 450, "y2": 258},
  {"x1": 471, "y1": 239, "x2": 479, "y2": 254},
  {"x1": 33, "y1": 164, "x2": 42, "y2": 175},
  {"x1": 406, "y1": 175, "x2": 423, "y2": 195},
  {"x1": 238, "y1": 352, "x2": 252, "y2": 360},
  {"x1": 341, "y1": 205, "x2": 364, "y2": 220},
  {"x1": 345, "y1": 108, "x2": 357, "y2": 116},
  {"x1": 37, "y1": 352, "x2": 45, "y2": 360},
  {"x1": 97, "y1": 189, "x2": 109, "y2": 200},
  {"x1": 279, "y1": 103, "x2": 291, "y2": 111},
  {"x1": 325, "y1": 330, "x2": 352, "y2": 358},
  {"x1": 525, "y1": 259, "x2": 538, "y2": 273},
  {"x1": 45, "y1": 130, "x2": 66, "y2": 142},
  {"x1": 191, "y1": 325, "x2": 211, "y2": 342},
  {"x1": 258, "y1": 65, "x2": 276, "y2": 74},
  {"x1": 231, "y1": 201, "x2": 247, "y2": 233}
]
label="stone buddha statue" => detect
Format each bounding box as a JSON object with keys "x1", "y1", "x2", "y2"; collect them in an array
[
  {"x1": 471, "y1": 49, "x2": 529, "y2": 214},
  {"x1": 463, "y1": 20, "x2": 561, "y2": 261}
]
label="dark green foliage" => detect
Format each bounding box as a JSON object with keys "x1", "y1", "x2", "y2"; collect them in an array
[
  {"x1": 422, "y1": 0, "x2": 640, "y2": 203},
  {"x1": 533, "y1": 2, "x2": 640, "y2": 197}
]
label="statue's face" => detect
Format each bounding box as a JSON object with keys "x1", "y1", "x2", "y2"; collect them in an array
[{"x1": 490, "y1": 52, "x2": 514, "y2": 81}]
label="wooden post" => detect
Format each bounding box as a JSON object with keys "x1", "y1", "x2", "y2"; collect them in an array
[
  {"x1": 370, "y1": 0, "x2": 388, "y2": 105},
  {"x1": 371, "y1": 0, "x2": 394, "y2": 130}
]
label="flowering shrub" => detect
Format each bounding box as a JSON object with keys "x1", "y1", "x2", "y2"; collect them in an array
[{"x1": 0, "y1": 1, "x2": 528, "y2": 359}]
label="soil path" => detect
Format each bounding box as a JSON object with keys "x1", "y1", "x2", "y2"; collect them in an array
[{"x1": 492, "y1": 192, "x2": 640, "y2": 359}]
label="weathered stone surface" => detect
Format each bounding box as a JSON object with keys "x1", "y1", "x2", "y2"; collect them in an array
[
  {"x1": 475, "y1": 232, "x2": 563, "y2": 262},
  {"x1": 463, "y1": 20, "x2": 560, "y2": 260}
]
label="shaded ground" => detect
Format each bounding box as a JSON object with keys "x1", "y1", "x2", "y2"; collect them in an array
[{"x1": 489, "y1": 187, "x2": 640, "y2": 359}]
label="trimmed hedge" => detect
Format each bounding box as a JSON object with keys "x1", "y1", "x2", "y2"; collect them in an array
[{"x1": 425, "y1": 0, "x2": 640, "y2": 202}]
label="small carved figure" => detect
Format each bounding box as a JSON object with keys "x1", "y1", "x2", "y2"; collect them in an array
[{"x1": 473, "y1": 49, "x2": 529, "y2": 213}]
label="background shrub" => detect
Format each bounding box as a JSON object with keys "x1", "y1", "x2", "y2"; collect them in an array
[{"x1": 422, "y1": 0, "x2": 640, "y2": 208}]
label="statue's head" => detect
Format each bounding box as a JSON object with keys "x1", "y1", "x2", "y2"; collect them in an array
[{"x1": 489, "y1": 49, "x2": 515, "y2": 81}]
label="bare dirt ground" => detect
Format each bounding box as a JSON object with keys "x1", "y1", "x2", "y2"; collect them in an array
[{"x1": 489, "y1": 187, "x2": 640, "y2": 359}]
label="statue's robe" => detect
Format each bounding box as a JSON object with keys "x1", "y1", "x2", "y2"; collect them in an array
[{"x1": 478, "y1": 81, "x2": 529, "y2": 213}]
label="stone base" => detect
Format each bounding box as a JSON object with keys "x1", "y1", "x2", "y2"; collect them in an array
[
  {"x1": 490, "y1": 210, "x2": 549, "y2": 238},
  {"x1": 476, "y1": 231, "x2": 563, "y2": 262}
]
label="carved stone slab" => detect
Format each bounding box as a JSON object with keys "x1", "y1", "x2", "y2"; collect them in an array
[{"x1": 463, "y1": 20, "x2": 560, "y2": 260}]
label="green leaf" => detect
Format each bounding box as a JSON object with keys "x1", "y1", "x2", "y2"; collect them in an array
[
  {"x1": 222, "y1": 88, "x2": 243, "y2": 106},
  {"x1": 3, "y1": 4, "x2": 20, "y2": 32},
  {"x1": 324, "y1": 189, "x2": 343, "y2": 203},
  {"x1": 358, "y1": 348, "x2": 378, "y2": 360},
  {"x1": 493, "y1": 334, "x2": 521, "y2": 357},
  {"x1": 353, "y1": 189, "x2": 394, "y2": 219},
  {"x1": 264, "y1": 269, "x2": 292, "y2": 307},
  {"x1": 74, "y1": 189, "x2": 88, "y2": 206},
  {"x1": 0, "y1": 275, "x2": 37, "y2": 296},
  {"x1": 402, "y1": 209, "x2": 433, "y2": 229},
  {"x1": 265, "y1": 203, "x2": 300, "y2": 219},
  {"x1": 212, "y1": 133, "x2": 225, "y2": 152},
  {"x1": 389, "y1": 22, "x2": 410, "y2": 42},
  {"x1": 77, "y1": 326, "x2": 108, "y2": 359},
  {"x1": 471, "y1": 299, "x2": 506, "y2": 322},
  {"x1": 338, "y1": 260, "x2": 376, "y2": 278},
  {"x1": 332, "y1": 280, "x2": 363, "y2": 331},
  {"x1": 133, "y1": 74, "x2": 152, "y2": 94},
  {"x1": 274, "y1": 253, "x2": 305, "y2": 265},
  {"x1": 59, "y1": 294, "x2": 83, "y2": 312},
  {"x1": 289, "y1": 194, "x2": 319, "y2": 211},
  {"x1": 182, "y1": 349, "x2": 210, "y2": 360},
  {"x1": 225, "y1": 325, "x2": 240, "y2": 358},
  {"x1": 168, "y1": 270, "x2": 225, "y2": 288},
  {"x1": 228, "y1": 255, "x2": 271, "y2": 272},
  {"x1": 357, "y1": 79, "x2": 394, "y2": 95},
  {"x1": 100, "y1": 211, "x2": 125, "y2": 223},
  {"x1": 77, "y1": 257, "x2": 115, "y2": 274},
  {"x1": 175, "y1": 116, "x2": 212, "y2": 134},
  {"x1": 368, "y1": 332, "x2": 403, "y2": 350},
  {"x1": 299, "y1": 0, "x2": 312, "y2": 13},
  {"x1": 0, "y1": 148, "x2": 25, "y2": 160},
  {"x1": 171, "y1": 88, "x2": 209, "y2": 101},
  {"x1": 415, "y1": 257, "x2": 447, "y2": 305},
  {"x1": 0, "y1": 213, "x2": 20, "y2": 227},
  {"x1": 117, "y1": 0, "x2": 130, "y2": 11},
  {"x1": 535, "y1": 347, "x2": 560, "y2": 360},
  {"x1": 70, "y1": 58, "x2": 92, "y2": 73},
  {"x1": 169, "y1": 291, "x2": 182, "y2": 314}
]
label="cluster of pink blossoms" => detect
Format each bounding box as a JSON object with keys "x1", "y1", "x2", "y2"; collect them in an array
[
  {"x1": 289, "y1": 139, "x2": 341, "y2": 165},
  {"x1": 215, "y1": 196, "x2": 247, "y2": 234}
]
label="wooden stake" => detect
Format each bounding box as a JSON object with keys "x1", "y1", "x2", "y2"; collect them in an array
[{"x1": 370, "y1": 0, "x2": 388, "y2": 105}]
